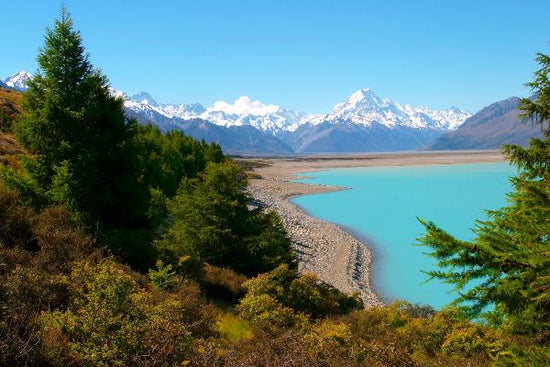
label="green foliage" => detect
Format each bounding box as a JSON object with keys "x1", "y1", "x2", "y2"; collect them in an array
[
  {"x1": 341, "y1": 303, "x2": 503, "y2": 366},
  {"x1": 520, "y1": 51, "x2": 550, "y2": 132},
  {"x1": 130, "y1": 123, "x2": 223, "y2": 199},
  {"x1": 238, "y1": 292, "x2": 305, "y2": 328},
  {"x1": 40, "y1": 259, "x2": 207, "y2": 366},
  {"x1": 148, "y1": 260, "x2": 180, "y2": 291},
  {"x1": 157, "y1": 161, "x2": 294, "y2": 276},
  {"x1": 238, "y1": 264, "x2": 363, "y2": 322},
  {"x1": 14, "y1": 10, "x2": 135, "y2": 227},
  {"x1": 3, "y1": 11, "x2": 224, "y2": 268},
  {"x1": 417, "y1": 50, "x2": 550, "y2": 362},
  {"x1": 215, "y1": 314, "x2": 254, "y2": 341},
  {"x1": 0, "y1": 156, "x2": 47, "y2": 208},
  {"x1": 45, "y1": 160, "x2": 78, "y2": 211},
  {"x1": 41, "y1": 260, "x2": 147, "y2": 365}
]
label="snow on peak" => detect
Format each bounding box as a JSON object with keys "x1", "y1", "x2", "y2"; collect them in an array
[
  {"x1": 4, "y1": 70, "x2": 33, "y2": 91},
  {"x1": 5, "y1": 70, "x2": 470, "y2": 133},
  {"x1": 123, "y1": 93, "x2": 312, "y2": 133},
  {"x1": 345, "y1": 88, "x2": 391, "y2": 110},
  {"x1": 202, "y1": 97, "x2": 310, "y2": 132},
  {"x1": 123, "y1": 88, "x2": 470, "y2": 134},
  {"x1": 131, "y1": 92, "x2": 159, "y2": 107},
  {"x1": 315, "y1": 89, "x2": 471, "y2": 130},
  {"x1": 209, "y1": 96, "x2": 280, "y2": 116}
]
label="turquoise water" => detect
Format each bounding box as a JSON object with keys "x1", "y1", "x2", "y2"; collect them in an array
[{"x1": 291, "y1": 162, "x2": 516, "y2": 309}]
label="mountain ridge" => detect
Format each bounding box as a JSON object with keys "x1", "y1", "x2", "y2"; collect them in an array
[
  {"x1": 429, "y1": 96, "x2": 542, "y2": 150},
  {"x1": 2, "y1": 70, "x2": 478, "y2": 154}
]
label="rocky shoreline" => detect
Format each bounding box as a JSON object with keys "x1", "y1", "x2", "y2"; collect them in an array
[
  {"x1": 249, "y1": 181, "x2": 382, "y2": 307},
  {"x1": 245, "y1": 151, "x2": 505, "y2": 307}
]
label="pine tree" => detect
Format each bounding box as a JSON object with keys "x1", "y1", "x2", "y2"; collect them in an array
[
  {"x1": 15, "y1": 8, "x2": 134, "y2": 225},
  {"x1": 417, "y1": 51, "x2": 550, "y2": 350}
]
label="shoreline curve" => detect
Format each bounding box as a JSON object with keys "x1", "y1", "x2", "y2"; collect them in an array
[{"x1": 244, "y1": 151, "x2": 505, "y2": 307}]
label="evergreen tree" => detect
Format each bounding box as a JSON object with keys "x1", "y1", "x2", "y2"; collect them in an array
[
  {"x1": 417, "y1": 51, "x2": 550, "y2": 356},
  {"x1": 14, "y1": 8, "x2": 134, "y2": 225},
  {"x1": 156, "y1": 161, "x2": 294, "y2": 276}
]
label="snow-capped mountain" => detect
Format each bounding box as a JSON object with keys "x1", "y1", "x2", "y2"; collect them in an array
[
  {"x1": 314, "y1": 89, "x2": 470, "y2": 130},
  {"x1": 199, "y1": 99, "x2": 316, "y2": 133},
  {"x1": 124, "y1": 89, "x2": 470, "y2": 136},
  {"x1": 2, "y1": 70, "x2": 474, "y2": 154},
  {"x1": 3, "y1": 71, "x2": 33, "y2": 91},
  {"x1": 124, "y1": 94, "x2": 314, "y2": 134},
  {"x1": 131, "y1": 92, "x2": 160, "y2": 107}
]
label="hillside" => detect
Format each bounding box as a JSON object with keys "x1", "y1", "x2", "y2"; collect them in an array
[
  {"x1": 429, "y1": 97, "x2": 542, "y2": 150},
  {"x1": 0, "y1": 87, "x2": 24, "y2": 159},
  {"x1": 0, "y1": 87, "x2": 23, "y2": 126}
]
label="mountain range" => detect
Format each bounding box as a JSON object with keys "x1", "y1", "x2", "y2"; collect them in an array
[{"x1": 2, "y1": 70, "x2": 542, "y2": 155}]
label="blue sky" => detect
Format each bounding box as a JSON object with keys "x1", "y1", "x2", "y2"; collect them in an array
[{"x1": 1, "y1": 0, "x2": 549, "y2": 113}]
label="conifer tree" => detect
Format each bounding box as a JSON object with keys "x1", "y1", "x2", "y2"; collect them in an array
[
  {"x1": 15, "y1": 8, "x2": 135, "y2": 225},
  {"x1": 418, "y1": 51, "x2": 550, "y2": 352}
]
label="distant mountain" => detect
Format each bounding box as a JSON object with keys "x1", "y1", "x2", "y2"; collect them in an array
[
  {"x1": 289, "y1": 121, "x2": 443, "y2": 153},
  {"x1": 4, "y1": 70, "x2": 474, "y2": 155},
  {"x1": 124, "y1": 106, "x2": 294, "y2": 155},
  {"x1": 123, "y1": 89, "x2": 470, "y2": 154},
  {"x1": 289, "y1": 89, "x2": 471, "y2": 153},
  {"x1": 126, "y1": 95, "x2": 314, "y2": 135},
  {"x1": 131, "y1": 92, "x2": 161, "y2": 107},
  {"x1": 314, "y1": 89, "x2": 470, "y2": 130},
  {"x1": 176, "y1": 119, "x2": 294, "y2": 155},
  {"x1": 3, "y1": 71, "x2": 33, "y2": 91},
  {"x1": 429, "y1": 97, "x2": 542, "y2": 150}
]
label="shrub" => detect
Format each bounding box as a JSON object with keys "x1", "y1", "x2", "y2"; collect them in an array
[
  {"x1": 202, "y1": 264, "x2": 248, "y2": 303},
  {"x1": 148, "y1": 260, "x2": 180, "y2": 291},
  {"x1": 0, "y1": 184, "x2": 33, "y2": 248},
  {"x1": 240, "y1": 264, "x2": 363, "y2": 319}
]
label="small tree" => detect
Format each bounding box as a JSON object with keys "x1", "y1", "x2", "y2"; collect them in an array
[{"x1": 417, "y1": 51, "x2": 550, "y2": 352}]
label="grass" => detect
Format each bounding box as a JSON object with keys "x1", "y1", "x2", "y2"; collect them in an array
[{"x1": 216, "y1": 313, "x2": 254, "y2": 341}]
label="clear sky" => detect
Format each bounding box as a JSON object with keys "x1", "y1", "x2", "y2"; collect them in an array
[{"x1": 1, "y1": 0, "x2": 549, "y2": 113}]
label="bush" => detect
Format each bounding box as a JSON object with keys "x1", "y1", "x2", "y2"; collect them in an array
[
  {"x1": 148, "y1": 260, "x2": 180, "y2": 291},
  {"x1": 34, "y1": 206, "x2": 93, "y2": 273},
  {"x1": 40, "y1": 259, "x2": 216, "y2": 366},
  {"x1": 240, "y1": 264, "x2": 363, "y2": 319},
  {"x1": 202, "y1": 264, "x2": 248, "y2": 304},
  {"x1": 0, "y1": 184, "x2": 33, "y2": 248}
]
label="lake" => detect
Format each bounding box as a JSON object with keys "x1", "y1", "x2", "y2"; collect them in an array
[{"x1": 291, "y1": 162, "x2": 516, "y2": 309}]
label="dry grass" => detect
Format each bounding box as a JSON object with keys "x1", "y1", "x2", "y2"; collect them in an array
[
  {"x1": 0, "y1": 133, "x2": 23, "y2": 155},
  {"x1": 0, "y1": 88, "x2": 25, "y2": 163}
]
